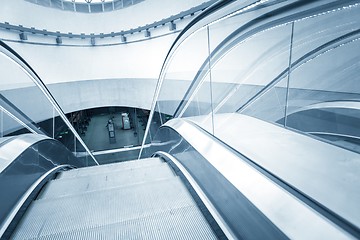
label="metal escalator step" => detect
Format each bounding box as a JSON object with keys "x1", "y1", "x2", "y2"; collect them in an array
[
  {"x1": 58, "y1": 157, "x2": 163, "y2": 179},
  {"x1": 21, "y1": 205, "x2": 217, "y2": 240},
  {"x1": 11, "y1": 177, "x2": 198, "y2": 239},
  {"x1": 39, "y1": 163, "x2": 176, "y2": 200}
]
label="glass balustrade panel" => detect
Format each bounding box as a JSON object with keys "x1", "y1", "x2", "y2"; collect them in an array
[{"x1": 286, "y1": 5, "x2": 360, "y2": 152}]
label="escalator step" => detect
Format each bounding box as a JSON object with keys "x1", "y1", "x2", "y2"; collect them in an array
[
  {"x1": 39, "y1": 163, "x2": 176, "y2": 200},
  {"x1": 58, "y1": 157, "x2": 163, "y2": 179},
  {"x1": 18, "y1": 205, "x2": 217, "y2": 240},
  {"x1": 12, "y1": 177, "x2": 202, "y2": 239}
]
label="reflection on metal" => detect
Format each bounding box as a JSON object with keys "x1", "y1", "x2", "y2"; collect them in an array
[
  {"x1": 0, "y1": 134, "x2": 49, "y2": 172},
  {"x1": 308, "y1": 131, "x2": 360, "y2": 141},
  {"x1": 0, "y1": 136, "x2": 13, "y2": 147},
  {"x1": 0, "y1": 41, "x2": 99, "y2": 165},
  {"x1": 164, "y1": 118, "x2": 353, "y2": 239},
  {"x1": 153, "y1": 151, "x2": 237, "y2": 240},
  {"x1": 287, "y1": 100, "x2": 360, "y2": 115},
  {"x1": 0, "y1": 165, "x2": 71, "y2": 238},
  {"x1": 191, "y1": 113, "x2": 360, "y2": 229},
  {"x1": 283, "y1": 100, "x2": 360, "y2": 150}
]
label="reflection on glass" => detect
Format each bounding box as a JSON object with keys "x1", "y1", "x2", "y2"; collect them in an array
[
  {"x1": 1, "y1": 43, "x2": 98, "y2": 166},
  {"x1": 209, "y1": 22, "x2": 292, "y2": 131},
  {"x1": 138, "y1": 0, "x2": 360, "y2": 234},
  {"x1": 157, "y1": 27, "x2": 209, "y2": 119},
  {"x1": 54, "y1": 112, "x2": 76, "y2": 153},
  {"x1": 241, "y1": 78, "x2": 288, "y2": 126},
  {"x1": 181, "y1": 73, "x2": 213, "y2": 117},
  {"x1": 286, "y1": 5, "x2": 360, "y2": 152},
  {"x1": 0, "y1": 107, "x2": 31, "y2": 137},
  {"x1": 142, "y1": 0, "x2": 360, "y2": 155},
  {"x1": 0, "y1": 51, "x2": 54, "y2": 138}
]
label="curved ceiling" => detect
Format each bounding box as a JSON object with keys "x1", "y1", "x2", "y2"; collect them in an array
[
  {"x1": 25, "y1": 0, "x2": 145, "y2": 14},
  {"x1": 1, "y1": 0, "x2": 210, "y2": 33}
]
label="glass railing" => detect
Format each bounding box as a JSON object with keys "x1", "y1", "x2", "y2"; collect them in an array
[
  {"x1": 139, "y1": 0, "x2": 360, "y2": 234},
  {"x1": 0, "y1": 41, "x2": 98, "y2": 166},
  {"x1": 141, "y1": 0, "x2": 360, "y2": 155}
]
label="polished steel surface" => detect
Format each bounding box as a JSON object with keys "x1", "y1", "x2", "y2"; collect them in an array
[
  {"x1": 0, "y1": 165, "x2": 70, "y2": 237},
  {"x1": 187, "y1": 113, "x2": 360, "y2": 229},
  {"x1": 164, "y1": 118, "x2": 353, "y2": 239},
  {"x1": 0, "y1": 134, "x2": 49, "y2": 172},
  {"x1": 0, "y1": 136, "x2": 12, "y2": 146},
  {"x1": 154, "y1": 151, "x2": 236, "y2": 240},
  {"x1": 0, "y1": 135, "x2": 84, "y2": 239}
]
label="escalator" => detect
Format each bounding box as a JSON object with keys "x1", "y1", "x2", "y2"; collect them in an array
[
  {"x1": 0, "y1": 130, "x2": 291, "y2": 240},
  {"x1": 1, "y1": 0, "x2": 360, "y2": 239},
  {"x1": 8, "y1": 157, "x2": 220, "y2": 239},
  {"x1": 2, "y1": 122, "x2": 359, "y2": 239}
]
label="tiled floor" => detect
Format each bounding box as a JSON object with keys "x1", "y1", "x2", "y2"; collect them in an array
[{"x1": 81, "y1": 112, "x2": 143, "y2": 152}]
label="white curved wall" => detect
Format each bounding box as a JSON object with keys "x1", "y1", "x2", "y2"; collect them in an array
[
  {"x1": 47, "y1": 78, "x2": 157, "y2": 112},
  {"x1": 2, "y1": 33, "x2": 175, "y2": 116},
  {"x1": 7, "y1": 33, "x2": 177, "y2": 84}
]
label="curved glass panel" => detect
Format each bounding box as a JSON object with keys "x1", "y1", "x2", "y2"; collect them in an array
[
  {"x1": 212, "y1": 23, "x2": 292, "y2": 126},
  {"x1": 0, "y1": 51, "x2": 54, "y2": 137},
  {"x1": 142, "y1": 26, "x2": 212, "y2": 150},
  {"x1": 0, "y1": 42, "x2": 96, "y2": 166},
  {"x1": 285, "y1": 6, "x2": 360, "y2": 152},
  {"x1": 141, "y1": 0, "x2": 360, "y2": 236}
]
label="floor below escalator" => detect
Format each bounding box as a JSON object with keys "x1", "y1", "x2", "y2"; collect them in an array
[{"x1": 10, "y1": 157, "x2": 218, "y2": 239}]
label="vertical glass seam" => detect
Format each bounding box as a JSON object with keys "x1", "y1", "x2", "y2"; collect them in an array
[
  {"x1": 0, "y1": 108, "x2": 3, "y2": 137},
  {"x1": 284, "y1": 21, "x2": 295, "y2": 127},
  {"x1": 52, "y1": 107, "x2": 55, "y2": 139},
  {"x1": 207, "y1": 25, "x2": 215, "y2": 135}
]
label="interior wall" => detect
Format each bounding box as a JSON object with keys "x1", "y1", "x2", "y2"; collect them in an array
[{"x1": 5, "y1": 32, "x2": 177, "y2": 84}]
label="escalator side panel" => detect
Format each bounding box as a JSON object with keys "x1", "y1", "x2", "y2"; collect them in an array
[{"x1": 0, "y1": 137, "x2": 84, "y2": 238}]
